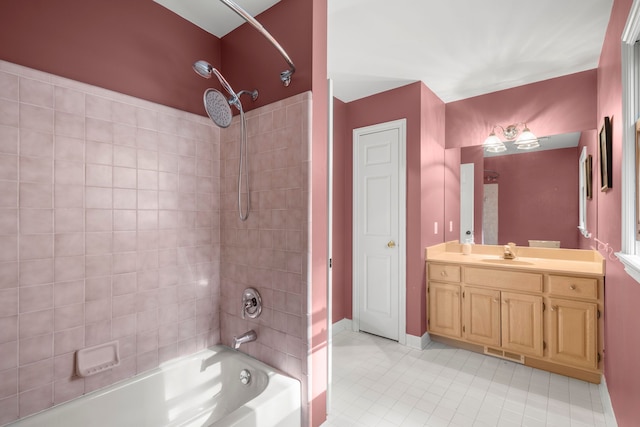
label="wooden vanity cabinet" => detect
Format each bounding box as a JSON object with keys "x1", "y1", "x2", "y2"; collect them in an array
[
  {"x1": 547, "y1": 274, "x2": 599, "y2": 370},
  {"x1": 426, "y1": 252, "x2": 604, "y2": 383},
  {"x1": 463, "y1": 286, "x2": 500, "y2": 347},
  {"x1": 500, "y1": 292, "x2": 543, "y2": 357},
  {"x1": 428, "y1": 282, "x2": 462, "y2": 338}
]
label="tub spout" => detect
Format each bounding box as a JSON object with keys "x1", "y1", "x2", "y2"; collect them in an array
[{"x1": 232, "y1": 330, "x2": 257, "y2": 350}]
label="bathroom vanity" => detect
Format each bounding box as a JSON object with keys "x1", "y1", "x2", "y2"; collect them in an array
[{"x1": 425, "y1": 241, "x2": 605, "y2": 383}]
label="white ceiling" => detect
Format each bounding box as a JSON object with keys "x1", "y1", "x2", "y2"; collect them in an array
[
  {"x1": 154, "y1": 0, "x2": 281, "y2": 38},
  {"x1": 156, "y1": 0, "x2": 614, "y2": 104}
]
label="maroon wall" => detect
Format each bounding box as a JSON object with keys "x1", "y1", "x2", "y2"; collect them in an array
[
  {"x1": 0, "y1": 0, "x2": 313, "y2": 117},
  {"x1": 484, "y1": 148, "x2": 580, "y2": 248},
  {"x1": 446, "y1": 69, "x2": 597, "y2": 150},
  {"x1": 334, "y1": 81, "x2": 446, "y2": 337},
  {"x1": 332, "y1": 98, "x2": 349, "y2": 323},
  {"x1": 221, "y1": 0, "x2": 313, "y2": 112},
  {"x1": 0, "y1": 0, "x2": 222, "y2": 116},
  {"x1": 577, "y1": 129, "x2": 599, "y2": 250},
  {"x1": 460, "y1": 146, "x2": 484, "y2": 244},
  {"x1": 595, "y1": 0, "x2": 640, "y2": 425},
  {"x1": 444, "y1": 148, "x2": 461, "y2": 243}
]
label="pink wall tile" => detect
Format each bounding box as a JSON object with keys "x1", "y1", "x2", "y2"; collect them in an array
[
  {"x1": 0, "y1": 125, "x2": 19, "y2": 155},
  {"x1": 18, "y1": 359, "x2": 54, "y2": 392},
  {"x1": 2, "y1": 62, "x2": 222, "y2": 425},
  {"x1": 19, "y1": 183, "x2": 52, "y2": 209},
  {"x1": 19, "y1": 333, "x2": 53, "y2": 365},
  {"x1": 19, "y1": 234, "x2": 53, "y2": 260},
  {"x1": 19, "y1": 286, "x2": 53, "y2": 314},
  {"x1": 85, "y1": 209, "x2": 112, "y2": 232},
  {"x1": 19, "y1": 259, "x2": 53, "y2": 286},
  {"x1": 20, "y1": 209, "x2": 53, "y2": 234},
  {"x1": 20, "y1": 104, "x2": 53, "y2": 133},
  {"x1": 0, "y1": 154, "x2": 18, "y2": 180},
  {"x1": 20, "y1": 156, "x2": 52, "y2": 183},
  {"x1": 20, "y1": 78, "x2": 53, "y2": 108},
  {"x1": 19, "y1": 383, "x2": 53, "y2": 418},
  {"x1": 0, "y1": 262, "x2": 18, "y2": 289},
  {"x1": 21, "y1": 130, "x2": 53, "y2": 159}
]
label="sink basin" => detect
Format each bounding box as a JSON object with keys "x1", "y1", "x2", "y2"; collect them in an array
[{"x1": 481, "y1": 258, "x2": 534, "y2": 266}]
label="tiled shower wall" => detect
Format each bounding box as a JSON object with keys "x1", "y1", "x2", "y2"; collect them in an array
[
  {"x1": 219, "y1": 93, "x2": 311, "y2": 418},
  {"x1": 0, "y1": 61, "x2": 221, "y2": 424}
]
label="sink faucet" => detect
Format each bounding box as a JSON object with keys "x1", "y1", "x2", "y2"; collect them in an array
[
  {"x1": 232, "y1": 330, "x2": 257, "y2": 350},
  {"x1": 503, "y1": 243, "x2": 517, "y2": 259}
]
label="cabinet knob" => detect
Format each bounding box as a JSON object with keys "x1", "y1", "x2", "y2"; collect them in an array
[
  {"x1": 493, "y1": 298, "x2": 499, "y2": 303},
  {"x1": 503, "y1": 299, "x2": 509, "y2": 304},
  {"x1": 387, "y1": 240, "x2": 396, "y2": 248},
  {"x1": 440, "y1": 271, "x2": 447, "y2": 277},
  {"x1": 569, "y1": 285, "x2": 576, "y2": 290},
  {"x1": 551, "y1": 305, "x2": 558, "y2": 311}
]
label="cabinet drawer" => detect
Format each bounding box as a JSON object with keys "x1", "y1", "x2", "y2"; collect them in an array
[
  {"x1": 548, "y1": 275, "x2": 598, "y2": 300},
  {"x1": 429, "y1": 264, "x2": 461, "y2": 283},
  {"x1": 464, "y1": 267, "x2": 542, "y2": 293}
]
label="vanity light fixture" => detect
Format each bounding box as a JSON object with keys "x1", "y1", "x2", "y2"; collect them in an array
[{"x1": 483, "y1": 122, "x2": 540, "y2": 152}]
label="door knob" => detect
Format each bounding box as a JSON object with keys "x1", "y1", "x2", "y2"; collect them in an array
[{"x1": 387, "y1": 240, "x2": 396, "y2": 248}]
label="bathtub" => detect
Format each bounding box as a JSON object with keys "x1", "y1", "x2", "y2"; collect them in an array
[{"x1": 8, "y1": 346, "x2": 301, "y2": 427}]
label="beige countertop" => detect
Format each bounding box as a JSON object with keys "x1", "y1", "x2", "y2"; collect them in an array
[{"x1": 425, "y1": 241, "x2": 605, "y2": 277}]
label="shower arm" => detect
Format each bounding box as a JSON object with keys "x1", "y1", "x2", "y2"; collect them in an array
[{"x1": 219, "y1": 0, "x2": 296, "y2": 86}]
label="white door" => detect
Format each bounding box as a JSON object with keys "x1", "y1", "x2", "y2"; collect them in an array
[
  {"x1": 460, "y1": 163, "x2": 474, "y2": 243},
  {"x1": 353, "y1": 119, "x2": 406, "y2": 342}
]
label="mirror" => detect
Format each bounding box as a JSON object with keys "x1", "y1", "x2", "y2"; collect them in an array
[{"x1": 454, "y1": 131, "x2": 592, "y2": 249}]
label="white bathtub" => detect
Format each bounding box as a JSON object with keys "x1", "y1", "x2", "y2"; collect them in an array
[{"x1": 8, "y1": 346, "x2": 301, "y2": 427}]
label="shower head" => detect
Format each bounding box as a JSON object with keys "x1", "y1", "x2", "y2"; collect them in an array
[
  {"x1": 193, "y1": 60, "x2": 213, "y2": 79},
  {"x1": 193, "y1": 60, "x2": 238, "y2": 102},
  {"x1": 203, "y1": 88, "x2": 233, "y2": 128}
]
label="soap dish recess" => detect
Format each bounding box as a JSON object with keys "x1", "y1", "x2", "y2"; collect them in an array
[{"x1": 75, "y1": 340, "x2": 120, "y2": 377}]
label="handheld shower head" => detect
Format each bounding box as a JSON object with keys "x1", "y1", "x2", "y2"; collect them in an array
[
  {"x1": 193, "y1": 60, "x2": 239, "y2": 103},
  {"x1": 193, "y1": 60, "x2": 213, "y2": 79}
]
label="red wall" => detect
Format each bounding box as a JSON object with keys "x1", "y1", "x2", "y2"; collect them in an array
[
  {"x1": 595, "y1": 0, "x2": 640, "y2": 425},
  {"x1": 446, "y1": 69, "x2": 597, "y2": 150},
  {"x1": 484, "y1": 148, "x2": 579, "y2": 248},
  {"x1": 444, "y1": 148, "x2": 461, "y2": 243},
  {"x1": 460, "y1": 146, "x2": 484, "y2": 244},
  {"x1": 0, "y1": 0, "x2": 221, "y2": 116},
  {"x1": 332, "y1": 81, "x2": 446, "y2": 337},
  {"x1": 220, "y1": 0, "x2": 313, "y2": 112},
  {"x1": 578, "y1": 129, "x2": 600, "y2": 250},
  {"x1": 332, "y1": 98, "x2": 349, "y2": 322},
  {"x1": 0, "y1": 0, "x2": 314, "y2": 117}
]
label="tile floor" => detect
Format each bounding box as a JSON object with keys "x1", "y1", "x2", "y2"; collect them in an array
[{"x1": 322, "y1": 330, "x2": 616, "y2": 427}]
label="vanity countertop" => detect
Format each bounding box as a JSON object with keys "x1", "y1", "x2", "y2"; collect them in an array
[{"x1": 425, "y1": 241, "x2": 605, "y2": 277}]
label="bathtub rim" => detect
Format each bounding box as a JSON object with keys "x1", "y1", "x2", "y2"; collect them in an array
[{"x1": 5, "y1": 345, "x2": 301, "y2": 427}]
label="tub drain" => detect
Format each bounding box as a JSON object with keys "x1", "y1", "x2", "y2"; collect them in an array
[{"x1": 240, "y1": 369, "x2": 251, "y2": 385}]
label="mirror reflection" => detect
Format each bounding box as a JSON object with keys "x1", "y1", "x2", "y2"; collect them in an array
[{"x1": 457, "y1": 132, "x2": 590, "y2": 249}]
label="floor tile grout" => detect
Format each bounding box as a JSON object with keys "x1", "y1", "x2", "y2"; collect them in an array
[{"x1": 322, "y1": 330, "x2": 616, "y2": 427}]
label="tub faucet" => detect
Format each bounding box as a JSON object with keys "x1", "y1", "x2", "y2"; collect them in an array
[{"x1": 232, "y1": 330, "x2": 257, "y2": 350}]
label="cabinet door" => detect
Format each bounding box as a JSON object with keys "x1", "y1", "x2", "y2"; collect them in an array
[
  {"x1": 464, "y1": 287, "x2": 500, "y2": 347},
  {"x1": 548, "y1": 298, "x2": 598, "y2": 369},
  {"x1": 428, "y1": 282, "x2": 461, "y2": 338},
  {"x1": 501, "y1": 292, "x2": 543, "y2": 357}
]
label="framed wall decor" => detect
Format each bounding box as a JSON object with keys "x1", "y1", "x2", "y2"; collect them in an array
[
  {"x1": 586, "y1": 154, "x2": 593, "y2": 200},
  {"x1": 599, "y1": 116, "x2": 612, "y2": 191}
]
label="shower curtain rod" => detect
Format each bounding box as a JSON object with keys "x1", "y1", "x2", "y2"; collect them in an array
[{"x1": 219, "y1": 0, "x2": 296, "y2": 87}]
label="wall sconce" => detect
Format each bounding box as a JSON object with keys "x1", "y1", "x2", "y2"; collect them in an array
[{"x1": 483, "y1": 122, "x2": 540, "y2": 153}]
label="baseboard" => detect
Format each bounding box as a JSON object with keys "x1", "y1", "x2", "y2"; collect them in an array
[
  {"x1": 405, "y1": 332, "x2": 431, "y2": 350},
  {"x1": 600, "y1": 376, "x2": 618, "y2": 427},
  {"x1": 331, "y1": 318, "x2": 352, "y2": 336}
]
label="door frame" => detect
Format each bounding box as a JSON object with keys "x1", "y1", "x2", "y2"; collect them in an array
[{"x1": 352, "y1": 118, "x2": 407, "y2": 344}]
